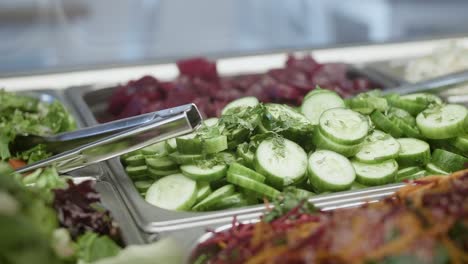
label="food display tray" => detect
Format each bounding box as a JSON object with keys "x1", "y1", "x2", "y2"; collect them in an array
[
  {"x1": 26, "y1": 89, "x2": 146, "y2": 245},
  {"x1": 65, "y1": 59, "x2": 400, "y2": 235}
]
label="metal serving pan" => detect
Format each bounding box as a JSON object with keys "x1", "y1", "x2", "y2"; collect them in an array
[
  {"x1": 64, "y1": 61, "x2": 399, "y2": 234},
  {"x1": 20, "y1": 90, "x2": 146, "y2": 245}
]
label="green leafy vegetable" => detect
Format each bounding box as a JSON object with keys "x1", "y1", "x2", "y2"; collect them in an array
[
  {"x1": 75, "y1": 232, "x2": 120, "y2": 263},
  {"x1": 263, "y1": 187, "x2": 316, "y2": 222}
]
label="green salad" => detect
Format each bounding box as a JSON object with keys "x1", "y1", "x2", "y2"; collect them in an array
[
  {"x1": 0, "y1": 91, "x2": 121, "y2": 264},
  {"x1": 122, "y1": 88, "x2": 468, "y2": 212}
]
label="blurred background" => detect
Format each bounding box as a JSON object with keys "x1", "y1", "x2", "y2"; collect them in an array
[{"x1": 2, "y1": 0, "x2": 468, "y2": 76}]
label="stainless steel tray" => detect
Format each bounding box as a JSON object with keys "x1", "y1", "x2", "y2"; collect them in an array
[
  {"x1": 64, "y1": 62, "x2": 401, "y2": 234},
  {"x1": 23, "y1": 89, "x2": 146, "y2": 245}
]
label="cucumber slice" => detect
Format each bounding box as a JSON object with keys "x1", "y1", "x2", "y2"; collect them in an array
[
  {"x1": 370, "y1": 110, "x2": 403, "y2": 138},
  {"x1": 425, "y1": 163, "x2": 449, "y2": 175},
  {"x1": 211, "y1": 193, "x2": 248, "y2": 210},
  {"x1": 145, "y1": 173, "x2": 197, "y2": 211},
  {"x1": 397, "y1": 166, "x2": 421, "y2": 178},
  {"x1": 397, "y1": 170, "x2": 426, "y2": 181},
  {"x1": 145, "y1": 156, "x2": 178, "y2": 170},
  {"x1": 254, "y1": 138, "x2": 308, "y2": 188},
  {"x1": 226, "y1": 173, "x2": 280, "y2": 199},
  {"x1": 301, "y1": 91, "x2": 345, "y2": 125},
  {"x1": 450, "y1": 135, "x2": 468, "y2": 154},
  {"x1": 391, "y1": 117, "x2": 423, "y2": 139},
  {"x1": 416, "y1": 104, "x2": 467, "y2": 139},
  {"x1": 263, "y1": 104, "x2": 314, "y2": 143},
  {"x1": 352, "y1": 159, "x2": 398, "y2": 186},
  {"x1": 180, "y1": 163, "x2": 227, "y2": 182},
  {"x1": 308, "y1": 150, "x2": 355, "y2": 192},
  {"x1": 303, "y1": 88, "x2": 334, "y2": 101},
  {"x1": 202, "y1": 135, "x2": 228, "y2": 154},
  {"x1": 400, "y1": 93, "x2": 443, "y2": 105},
  {"x1": 134, "y1": 180, "x2": 153, "y2": 193},
  {"x1": 148, "y1": 167, "x2": 180, "y2": 179},
  {"x1": 396, "y1": 138, "x2": 431, "y2": 167},
  {"x1": 313, "y1": 129, "x2": 362, "y2": 157},
  {"x1": 236, "y1": 143, "x2": 255, "y2": 167},
  {"x1": 346, "y1": 96, "x2": 389, "y2": 114},
  {"x1": 227, "y1": 162, "x2": 265, "y2": 182},
  {"x1": 125, "y1": 165, "x2": 148, "y2": 179},
  {"x1": 221, "y1": 96, "x2": 259, "y2": 115},
  {"x1": 168, "y1": 152, "x2": 203, "y2": 165},
  {"x1": 176, "y1": 134, "x2": 202, "y2": 154},
  {"x1": 354, "y1": 130, "x2": 400, "y2": 163},
  {"x1": 124, "y1": 154, "x2": 146, "y2": 166},
  {"x1": 121, "y1": 150, "x2": 141, "y2": 161},
  {"x1": 386, "y1": 94, "x2": 427, "y2": 116},
  {"x1": 192, "y1": 184, "x2": 236, "y2": 211},
  {"x1": 195, "y1": 182, "x2": 212, "y2": 203},
  {"x1": 431, "y1": 148, "x2": 468, "y2": 172},
  {"x1": 387, "y1": 107, "x2": 416, "y2": 126},
  {"x1": 204, "y1": 118, "x2": 219, "y2": 127},
  {"x1": 141, "y1": 141, "x2": 168, "y2": 156},
  {"x1": 165, "y1": 138, "x2": 177, "y2": 153},
  {"x1": 318, "y1": 108, "x2": 369, "y2": 145}
]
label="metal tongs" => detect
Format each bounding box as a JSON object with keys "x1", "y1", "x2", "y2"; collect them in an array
[{"x1": 15, "y1": 104, "x2": 202, "y2": 174}]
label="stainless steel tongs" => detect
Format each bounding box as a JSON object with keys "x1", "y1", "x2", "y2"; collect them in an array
[{"x1": 15, "y1": 104, "x2": 202, "y2": 174}]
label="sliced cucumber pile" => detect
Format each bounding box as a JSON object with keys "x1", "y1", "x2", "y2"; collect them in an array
[{"x1": 120, "y1": 89, "x2": 467, "y2": 212}]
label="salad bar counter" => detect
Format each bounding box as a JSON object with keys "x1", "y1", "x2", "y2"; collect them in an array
[{"x1": 2, "y1": 37, "x2": 468, "y2": 263}]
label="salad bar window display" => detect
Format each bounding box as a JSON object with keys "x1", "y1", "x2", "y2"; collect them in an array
[{"x1": 2, "y1": 38, "x2": 468, "y2": 264}]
